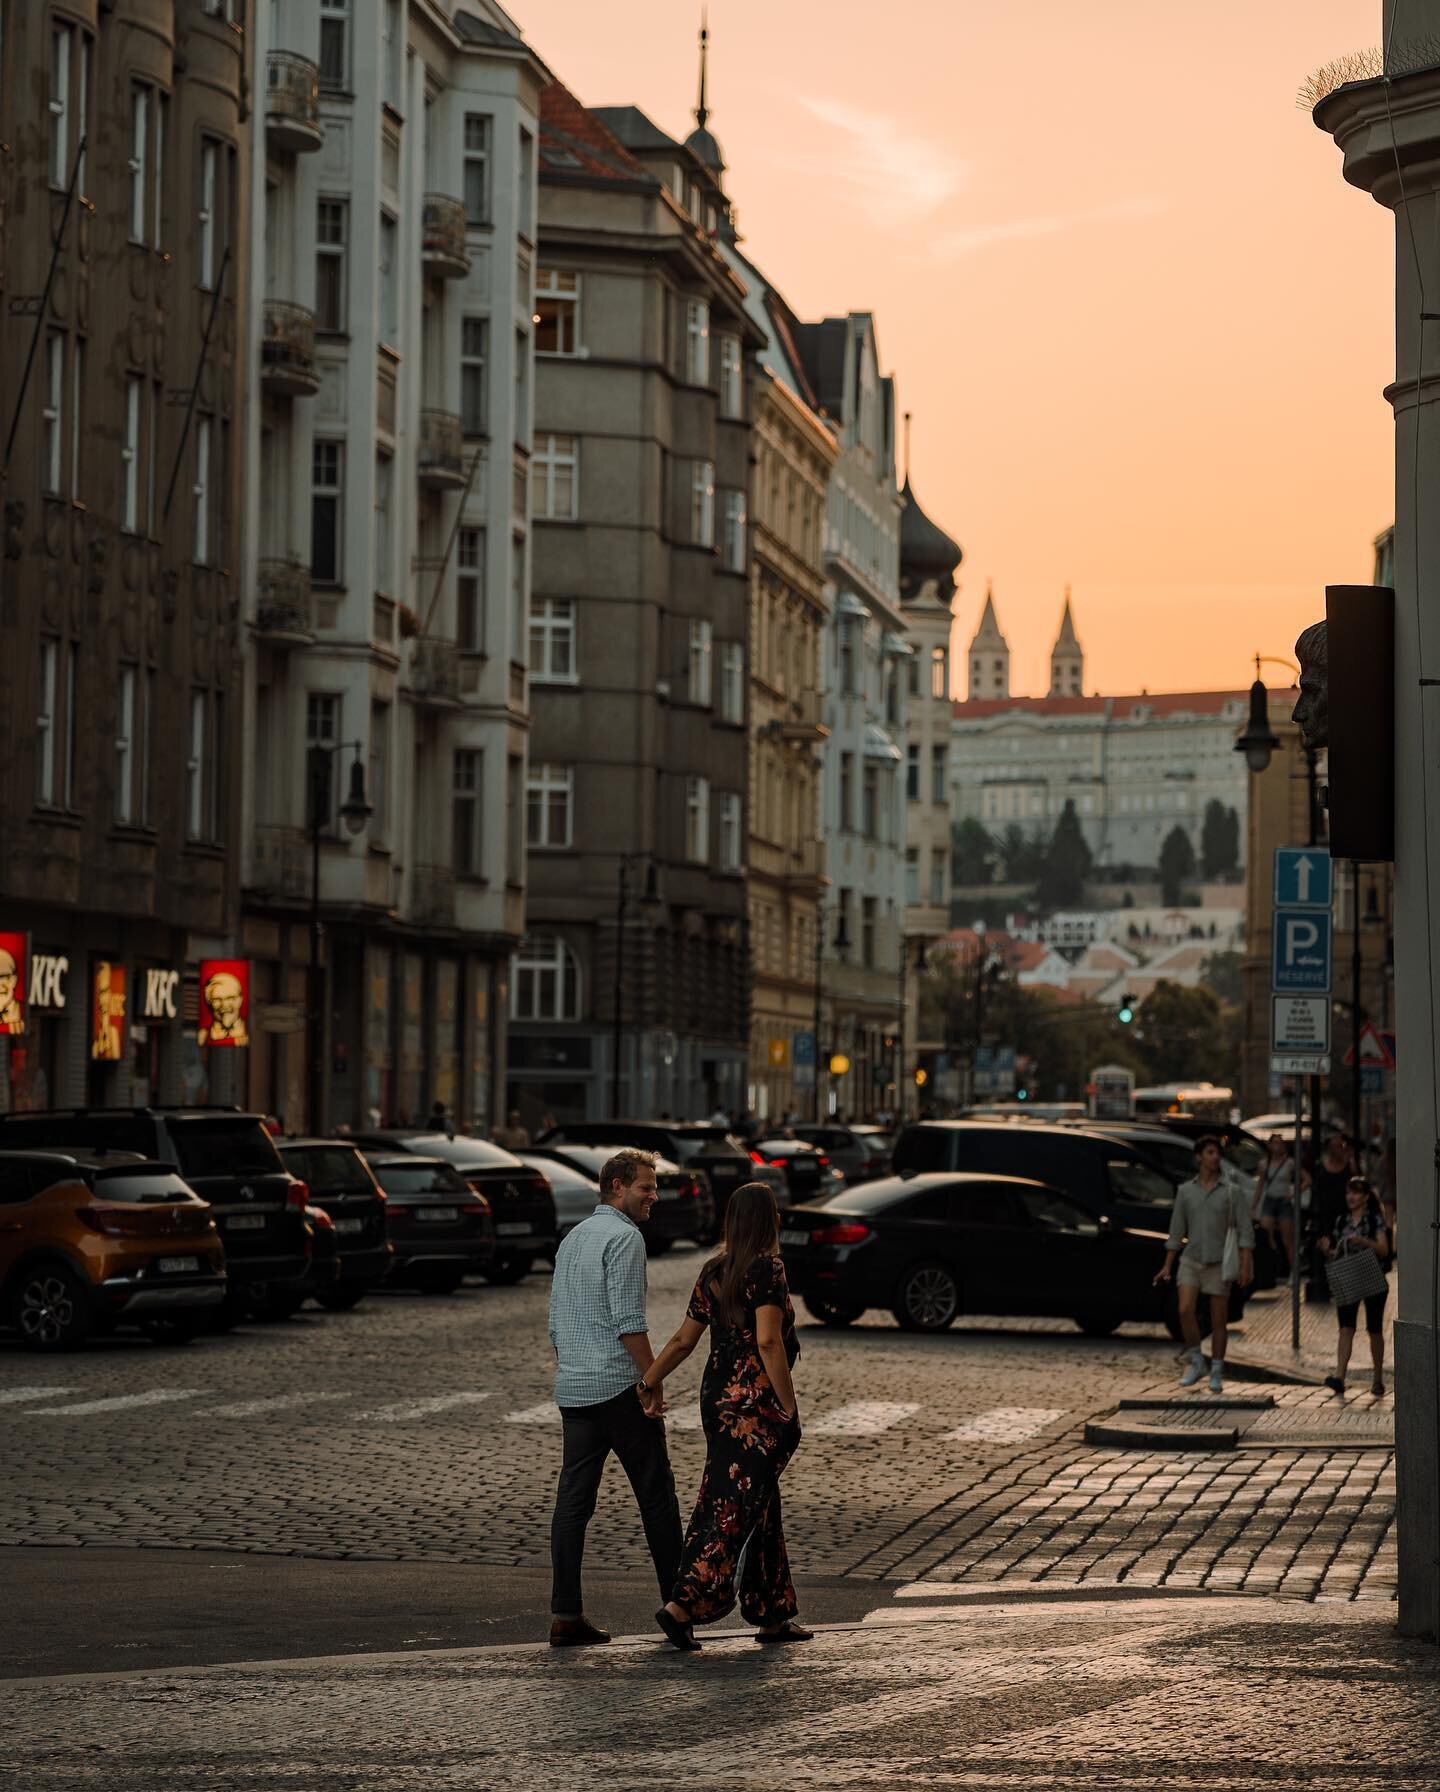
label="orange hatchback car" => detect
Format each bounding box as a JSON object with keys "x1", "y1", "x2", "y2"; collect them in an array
[{"x1": 0, "y1": 1151, "x2": 226, "y2": 1350}]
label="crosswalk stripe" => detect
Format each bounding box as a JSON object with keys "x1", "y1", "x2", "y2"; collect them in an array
[
  {"x1": 943, "y1": 1407, "x2": 1065, "y2": 1443},
  {"x1": 206, "y1": 1393, "x2": 352, "y2": 1419},
  {"x1": 22, "y1": 1390, "x2": 201, "y2": 1416},
  {"x1": 505, "y1": 1403, "x2": 558, "y2": 1425},
  {"x1": 808, "y1": 1400, "x2": 920, "y2": 1436},
  {"x1": 357, "y1": 1392, "x2": 492, "y2": 1421},
  {"x1": 0, "y1": 1387, "x2": 76, "y2": 1406}
]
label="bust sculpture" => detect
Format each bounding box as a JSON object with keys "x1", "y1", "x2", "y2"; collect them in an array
[{"x1": 1292, "y1": 621, "x2": 1328, "y2": 752}]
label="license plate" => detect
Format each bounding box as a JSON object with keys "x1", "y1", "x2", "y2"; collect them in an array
[
  {"x1": 779, "y1": 1229, "x2": 811, "y2": 1248},
  {"x1": 417, "y1": 1206, "x2": 459, "y2": 1222},
  {"x1": 332, "y1": 1218, "x2": 364, "y2": 1235},
  {"x1": 495, "y1": 1222, "x2": 532, "y2": 1238},
  {"x1": 657, "y1": 1190, "x2": 681, "y2": 1202},
  {"x1": 157, "y1": 1256, "x2": 200, "y2": 1274},
  {"x1": 226, "y1": 1215, "x2": 265, "y2": 1231}
]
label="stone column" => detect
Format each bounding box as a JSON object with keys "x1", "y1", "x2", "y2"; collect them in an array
[{"x1": 1317, "y1": 22, "x2": 1440, "y2": 1641}]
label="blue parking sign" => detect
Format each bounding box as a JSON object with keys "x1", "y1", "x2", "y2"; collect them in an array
[
  {"x1": 1273, "y1": 846, "x2": 1332, "y2": 910},
  {"x1": 1272, "y1": 910, "x2": 1332, "y2": 992}
]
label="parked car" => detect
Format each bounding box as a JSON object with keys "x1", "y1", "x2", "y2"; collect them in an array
[
  {"x1": 788, "y1": 1124, "x2": 892, "y2": 1186},
  {"x1": 0, "y1": 1150, "x2": 226, "y2": 1350},
  {"x1": 351, "y1": 1131, "x2": 555, "y2": 1282},
  {"x1": 359, "y1": 1154, "x2": 497, "y2": 1293},
  {"x1": 0, "y1": 1108, "x2": 309, "y2": 1324},
  {"x1": 518, "y1": 1144, "x2": 714, "y2": 1252},
  {"x1": 748, "y1": 1138, "x2": 843, "y2": 1205},
  {"x1": 277, "y1": 1140, "x2": 393, "y2": 1310},
  {"x1": 535, "y1": 1121, "x2": 784, "y2": 1225},
  {"x1": 777, "y1": 1172, "x2": 1171, "y2": 1336}
]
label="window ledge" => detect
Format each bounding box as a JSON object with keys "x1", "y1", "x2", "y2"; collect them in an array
[
  {"x1": 457, "y1": 874, "x2": 490, "y2": 888},
  {"x1": 109, "y1": 824, "x2": 158, "y2": 843},
  {"x1": 182, "y1": 841, "x2": 226, "y2": 860},
  {"x1": 530, "y1": 674, "x2": 580, "y2": 688},
  {"x1": 31, "y1": 807, "x2": 82, "y2": 830}
]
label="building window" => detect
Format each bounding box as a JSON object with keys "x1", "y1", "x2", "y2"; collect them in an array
[
  {"x1": 453, "y1": 748, "x2": 483, "y2": 877},
  {"x1": 529, "y1": 597, "x2": 575, "y2": 682},
  {"x1": 685, "y1": 298, "x2": 710, "y2": 384},
  {"x1": 49, "y1": 21, "x2": 77, "y2": 189},
  {"x1": 463, "y1": 113, "x2": 491, "y2": 225},
  {"x1": 861, "y1": 896, "x2": 877, "y2": 969},
  {"x1": 839, "y1": 752, "x2": 854, "y2": 832},
  {"x1": 719, "y1": 791, "x2": 742, "y2": 872},
  {"x1": 518, "y1": 125, "x2": 535, "y2": 237},
  {"x1": 198, "y1": 140, "x2": 220, "y2": 289},
  {"x1": 115, "y1": 667, "x2": 138, "y2": 824},
  {"x1": 192, "y1": 416, "x2": 211, "y2": 565},
  {"x1": 306, "y1": 693, "x2": 340, "y2": 829},
  {"x1": 533, "y1": 433, "x2": 578, "y2": 520},
  {"x1": 688, "y1": 618, "x2": 713, "y2": 705},
  {"x1": 511, "y1": 533, "x2": 527, "y2": 658},
  {"x1": 511, "y1": 934, "x2": 581, "y2": 1022},
  {"x1": 931, "y1": 742, "x2": 947, "y2": 804},
  {"x1": 839, "y1": 621, "x2": 855, "y2": 695},
  {"x1": 319, "y1": 0, "x2": 349, "y2": 91},
  {"x1": 185, "y1": 691, "x2": 208, "y2": 840},
  {"x1": 42, "y1": 334, "x2": 63, "y2": 496},
  {"x1": 718, "y1": 334, "x2": 742, "y2": 418},
  {"x1": 514, "y1": 326, "x2": 529, "y2": 445},
  {"x1": 36, "y1": 641, "x2": 59, "y2": 805},
  {"x1": 931, "y1": 646, "x2": 949, "y2": 700},
  {"x1": 311, "y1": 441, "x2": 344, "y2": 584},
  {"x1": 128, "y1": 83, "x2": 150, "y2": 242},
  {"x1": 369, "y1": 700, "x2": 390, "y2": 845},
  {"x1": 316, "y1": 199, "x2": 348, "y2": 332},
  {"x1": 905, "y1": 847, "x2": 919, "y2": 906},
  {"x1": 718, "y1": 642, "x2": 744, "y2": 723},
  {"x1": 527, "y1": 762, "x2": 573, "y2": 848},
  {"x1": 690, "y1": 460, "x2": 715, "y2": 548},
  {"x1": 863, "y1": 763, "x2": 879, "y2": 839},
  {"x1": 720, "y1": 490, "x2": 746, "y2": 573},
  {"x1": 534, "y1": 268, "x2": 579, "y2": 355},
  {"x1": 460, "y1": 316, "x2": 488, "y2": 435},
  {"x1": 930, "y1": 848, "x2": 946, "y2": 906},
  {"x1": 374, "y1": 452, "x2": 392, "y2": 593},
  {"x1": 905, "y1": 742, "x2": 919, "y2": 803},
  {"x1": 121, "y1": 377, "x2": 142, "y2": 533},
  {"x1": 685, "y1": 776, "x2": 710, "y2": 864},
  {"x1": 458, "y1": 526, "x2": 485, "y2": 652},
  {"x1": 378, "y1": 211, "x2": 398, "y2": 343}
]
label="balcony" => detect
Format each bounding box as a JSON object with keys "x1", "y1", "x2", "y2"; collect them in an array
[
  {"x1": 254, "y1": 559, "x2": 314, "y2": 641},
  {"x1": 261, "y1": 300, "x2": 320, "y2": 396},
  {"x1": 265, "y1": 52, "x2": 322, "y2": 155},
  {"x1": 421, "y1": 193, "x2": 470, "y2": 278},
  {"x1": 251, "y1": 825, "x2": 308, "y2": 900},
  {"x1": 780, "y1": 692, "x2": 828, "y2": 742},
  {"x1": 417, "y1": 409, "x2": 465, "y2": 487},
  {"x1": 410, "y1": 635, "x2": 460, "y2": 706},
  {"x1": 412, "y1": 863, "x2": 456, "y2": 927},
  {"x1": 782, "y1": 838, "x2": 824, "y2": 889}
]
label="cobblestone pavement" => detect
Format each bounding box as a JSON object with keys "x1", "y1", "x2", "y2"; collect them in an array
[
  {"x1": 2, "y1": 1597, "x2": 1433, "y2": 1792},
  {"x1": 0, "y1": 1249, "x2": 1396, "y2": 1607}
]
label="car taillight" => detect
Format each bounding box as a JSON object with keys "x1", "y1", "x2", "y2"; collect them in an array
[
  {"x1": 749, "y1": 1150, "x2": 765, "y2": 1165},
  {"x1": 766, "y1": 1158, "x2": 788, "y2": 1168},
  {"x1": 285, "y1": 1178, "x2": 309, "y2": 1211},
  {"x1": 684, "y1": 1179, "x2": 702, "y2": 1200},
  {"x1": 77, "y1": 1207, "x2": 150, "y2": 1237},
  {"x1": 814, "y1": 1221, "x2": 870, "y2": 1246},
  {"x1": 815, "y1": 1153, "x2": 830, "y2": 1167},
  {"x1": 308, "y1": 1205, "x2": 334, "y2": 1231},
  {"x1": 462, "y1": 1198, "x2": 492, "y2": 1217}
]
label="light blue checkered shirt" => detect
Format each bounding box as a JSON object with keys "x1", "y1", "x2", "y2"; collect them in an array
[{"x1": 548, "y1": 1203, "x2": 649, "y2": 1408}]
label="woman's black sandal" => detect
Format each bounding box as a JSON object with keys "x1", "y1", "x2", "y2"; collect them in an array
[
  {"x1": 756, "y1": 1620, "x2": 813, "y2": 1643},
  {"x1": 655, "y1": 1608, "x2": 702, "y2": 1651}
]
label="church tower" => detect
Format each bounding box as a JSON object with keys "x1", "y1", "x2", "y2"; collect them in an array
[
  {"x1": 1049, "y1": 589, "x2": 1083, "y2": 697},
  {"x1": 967, "y1": 584, "x2": 1010, "y2": 700}
]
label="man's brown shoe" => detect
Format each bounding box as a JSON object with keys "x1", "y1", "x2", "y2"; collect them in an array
[{"x1": 549, "y1": 1617, "x2": 611, "y2": 1648}]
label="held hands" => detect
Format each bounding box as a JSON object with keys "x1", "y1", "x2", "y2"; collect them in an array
[{"x1": 637, "y1": 1380, "x2": 667, "y2": 1419}]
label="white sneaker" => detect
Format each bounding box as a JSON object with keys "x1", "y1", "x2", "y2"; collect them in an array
[
  {"x1": 1209, "y1": 1364, "x2": 1224, "y2": 1394},
  {"x1": 1179, "y1": 1350, "x2": 1206, "y2": 1388}
]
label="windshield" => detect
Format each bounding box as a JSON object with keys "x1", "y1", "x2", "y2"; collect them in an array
[
  {"x1": 401, "y1": 1134, "x2": 520, "y2": 1170},
  {"x1": 669, "y1": 1128, "x2": 745, "y2": 1160},
  {"x1": 89, "y1": 1168, "x2": 200, "y2": 1204},
  {"x1": 170, "y1": 1120, "x2": 284, "y2": 1179},
  {"x1": 281, "y1": 1146, "x2": 374, "y2": 1193},
  {"x1": 369, "y1": 1161, "x2": 470, "y2": 1195}
]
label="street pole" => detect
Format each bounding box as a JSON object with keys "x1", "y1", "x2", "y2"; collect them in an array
[
  {"x1": 812, "y1": 907, "x2": 824, "y2": 1125},
  {"x1": 611, "y1": 861, "x2": 628, "y2": 1119},
  {"x1": 1350, "y1": 860, "x2": 1363, "y2": 1149},
  {"x1": 306, "y1": 748, "x2": 325, "y2": 1134},
  {"x1": 1291, "y1": 1069, "x2": 1304, "y2": 1352},
  {"x1": 1304, "y1": 742, "x2": 1323, "y2": 1314}
]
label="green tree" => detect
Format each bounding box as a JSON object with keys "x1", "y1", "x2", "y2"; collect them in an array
[
  {"x1": 998, "y1": 823, "x2": 1047, "y2": 884},
  {"x1": 1200, "y1": 800, "x2": 1240, "y2": 879},
  {"x1": 1035, "y1": 799, "x2": 1092, "y2": 911},
  {"x1": 952, "y1": 818, "x2": 996, "y2": 887},
  {"x1": 1159, "y1": 825, "x2": 1197, "y2": 905},
  {"x1": 1199, "y1": 949, "x2": 1243, "y2": 1006},
  {"x1": 1135, "y1": 980, "x2": 1229, "y2": 1084}
]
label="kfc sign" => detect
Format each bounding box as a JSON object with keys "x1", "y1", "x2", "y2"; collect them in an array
[
  {"x1": 198, "y1": 959, "x2": 250, "y2": 1048},
  {"x1": 141, "y1": 967, "x2": 180, "y2": 1023},
  {"x1": 0, "y1": 932, "x2": 26, "y2": 1035},
  {"x1": 92, "y1": 961, "x2": 127, "y2": 1062},
  {"x1": 29, "y1": 953, "x2": 69, "y2": 1012}
]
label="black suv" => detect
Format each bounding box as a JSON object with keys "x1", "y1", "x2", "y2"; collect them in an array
[
  {"x1": 277, "y1": 1140, "x2": 393, "y2": 1309},
  {"x1": 0, "y1": 1108, "x2": 309, "y2": 1320},
  {"x1": 536, "y1": 1121, "x2": 761, "y2": 1228}
]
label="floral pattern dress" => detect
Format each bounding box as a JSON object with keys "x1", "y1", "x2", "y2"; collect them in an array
[{"x1": 670, "y1": 1253, "x2": 801, "y2": 1628}]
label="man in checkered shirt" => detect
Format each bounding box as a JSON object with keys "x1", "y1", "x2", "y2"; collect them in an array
[{"x1": 547, "y1": 1147, "x2": 682, "y2": 1647}]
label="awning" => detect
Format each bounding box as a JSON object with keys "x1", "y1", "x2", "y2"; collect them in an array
[
  {"x1": 882, "y1": 630, "x2": 914, "y2": 657},
  {"x1": 864, "y1": 723, "x2": 903, "y2": 762},
  {"x1": 836, "y1": 591, "x2": 869, "y2": 620}
]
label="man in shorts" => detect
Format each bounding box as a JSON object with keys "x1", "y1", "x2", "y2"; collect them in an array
[{"x1": 1155, "y1": 1136, "x2": 1254, "y2": 1392}]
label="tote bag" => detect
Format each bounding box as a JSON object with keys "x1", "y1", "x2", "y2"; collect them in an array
[{"x1": 1325, "y1": 1239, "x2": 1388, "y2": 1305}]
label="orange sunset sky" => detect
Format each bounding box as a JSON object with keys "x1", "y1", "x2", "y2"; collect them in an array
[{"x1": 519, "y1": 0, "x2": 1394, "y2": 698}]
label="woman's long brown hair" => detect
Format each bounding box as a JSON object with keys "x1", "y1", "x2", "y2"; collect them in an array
[{"x1": 705, "y1": 1181, "x2": 781, "y2": 1328}]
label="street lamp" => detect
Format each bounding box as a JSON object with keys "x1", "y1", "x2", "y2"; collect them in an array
[
  {"x1": 611, "y1": 853, "x2": 661, "y2": 1118},
  {"x1": 307, "y1": 741, "x2": 371, "y2": 1133},
  {"x1": 812, "y1": 903, "x2": 851, "y2": 1123},
  {"x1": 1233, "y1": 652, "x2": 1321, "y2": 846}
]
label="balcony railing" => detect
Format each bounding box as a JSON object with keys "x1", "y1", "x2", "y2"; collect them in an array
[
  {"x1": 421, "y1": 193, "x2": 470, "y2": 278},
  {"x1": 410, "y1": 636, "x2": 460, "y2": 705},
  {"x1": 261, "y1": 300, "x2": 320, "y2": 396},
  {"x1": 417, "y1": 409, "x2": 465, "y2": 486},
  {"x1": 780, "y1": 692, "x2": 828, "y2": 741},
  {"x1": 412, "y1": 863, "x2": 456, "y2": 927},
  {"x1": 255, "y1": 558, "x2": 314, "y2": 640},
  {"x1": 251, "y1": 825, "x2": 308, "y2": 900},
  {"x1": 783, "y1": 838, "x2": 823, "y2": 886},
  {"x1": 265, "y1": 52, "x2": 322, "y2": 154}
]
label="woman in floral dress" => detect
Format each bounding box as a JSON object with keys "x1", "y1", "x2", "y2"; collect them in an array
[{"x1": 641, "y1": 1182, "x2": 809, "y2": 1650}]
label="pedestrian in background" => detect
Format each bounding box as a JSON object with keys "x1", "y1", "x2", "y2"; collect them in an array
[
  {"x1": 1155, "y1": 1136, "x2": 1254, "y2": 1393},
  {"x1": 645, "y1": 1182, "x2": 808, "y2": 1651},
  {"x1": 1252, "y1": 1135, "x2": 1302, "y2": 1272},
  {"x1": 1319, "y1": 1176, "x2": 1391, "y2": 1398},
  {"x1": 546, "y1": 1149, "x2": 682, "y2": 1647},
  {"x1": 495, "y1": 1109, "x2": 531, "y2": 1149}
]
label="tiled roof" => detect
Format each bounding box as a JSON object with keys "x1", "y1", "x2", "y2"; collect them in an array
[
  {"x1": 952, "y1": 689, "x2": 1266, "y2": 722},
  {"x1": 539, "y1": 83, "x2": 651, "y2": 184}
]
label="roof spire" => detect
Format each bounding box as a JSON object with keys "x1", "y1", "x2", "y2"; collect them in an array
[
  {"x1": 903, "y1": 409, "x2": 912, "y2": 486},
  {"x1": 695, "y1": 4, "x2": 709, "y2": 131}
]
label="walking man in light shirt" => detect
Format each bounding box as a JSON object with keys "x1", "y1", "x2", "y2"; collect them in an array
[
  {"x1": 1155, "y1": 1135, "x2": 1254, "y2": 1393},
  {"x1": 547, "y1": 1148, "x2": 683, "y2": 1647}
]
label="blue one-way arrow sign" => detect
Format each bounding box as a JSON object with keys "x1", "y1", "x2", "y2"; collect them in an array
[
  {"x1": 1272, "y1": 910, "x2": 1333, "y2": 992},
  {"x1": 1274, "y1": 846, "x2": 1332, "y2": 910}
]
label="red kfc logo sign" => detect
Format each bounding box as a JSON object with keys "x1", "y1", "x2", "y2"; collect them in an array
[
  {"x1": 198, "y1": 959, "x2": 250, "y2": 1048},
  {"x1": 0, "y1": 932, "x2": 26, "y2": 1035}
]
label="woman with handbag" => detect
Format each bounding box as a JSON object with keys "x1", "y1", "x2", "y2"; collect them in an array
[
  {"x1": 1319, "y1": 1176, "x2": 1391, "y2": 1397},
  {"x1": 1252, "y1": 1135, "x2": 1302, "y2": 1272}
]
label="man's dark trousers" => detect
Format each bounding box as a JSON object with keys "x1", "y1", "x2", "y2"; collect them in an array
[{"x1": 551, "y1": 1388, "x2": 683, "y2": 1617}]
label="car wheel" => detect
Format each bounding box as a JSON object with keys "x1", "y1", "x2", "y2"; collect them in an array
[
  {"x1": 484, "y1": 1255, "x2": 532, "y2": 1286},
  {"x1": 13, "y1": 1264, "x2": 93, "y2": 1352},
  {"x1": 804, "y1": 1296, "x2": 864, "y2": 1328},
  {"x1": 645, "y1": 1235, "x2": 674, "y2": 1257},
  {"x1": 315, "y1": 1287, "x2": 367, "y2": 1312},
  {"x1": 1073, "y1": 1314, "x2": 1121, "y2": 1338},
  {"x1": 414, "y1": 1268, "x2": 467, "y2": 1295},
  {"x1": 891, "y1": 1262, "x2": 960, "y2": 1333},
  {"x1": 142, "y1": 1315, "x2": 205, "y2": 1346}
]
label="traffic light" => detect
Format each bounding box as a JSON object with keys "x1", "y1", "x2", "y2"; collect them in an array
[{"x1": 1116, "y1": 994, "x2": 1136, "y2": 1025}]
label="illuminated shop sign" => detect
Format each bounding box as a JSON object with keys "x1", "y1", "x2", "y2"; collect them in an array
[{"x1": 198, "y1": 959, "x2": 250, "y2": 1047}]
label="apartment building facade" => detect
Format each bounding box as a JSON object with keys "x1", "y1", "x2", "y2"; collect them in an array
[
  {"x1": 0, "y1": 2, "x2": 248, "y2": 1113},
  {"x1": 239, "y1": 0, "x2": 545, "y2": 1130}
]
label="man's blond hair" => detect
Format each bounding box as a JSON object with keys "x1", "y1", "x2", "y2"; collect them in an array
[{"x1": 599, "y1": 1148, "x2": 657, "y2": 1201}]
